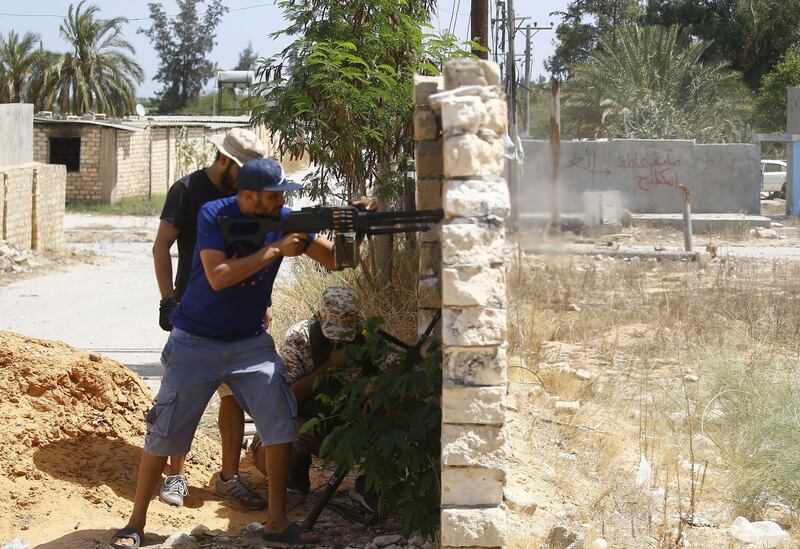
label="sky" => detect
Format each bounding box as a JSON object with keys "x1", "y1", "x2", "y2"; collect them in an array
[{"x1": 0, "y1": 0, "x2": 569, "y2": 98}]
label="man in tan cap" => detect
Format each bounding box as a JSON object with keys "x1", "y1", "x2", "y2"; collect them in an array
[{"x1": 152, "y1": 127, "x2": 268, "y2": 511}]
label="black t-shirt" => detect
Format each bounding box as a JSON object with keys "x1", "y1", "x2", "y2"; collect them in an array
[{"x1": 160, "y1": 169, "x2": 230, "y2": 299}]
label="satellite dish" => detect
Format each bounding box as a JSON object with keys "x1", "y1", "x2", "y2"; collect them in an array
[{"x1": 135, "y1": 104, "x2": 146, "y2": 117}]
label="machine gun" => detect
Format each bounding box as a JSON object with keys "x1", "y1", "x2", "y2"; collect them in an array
[{"x1": 217, "y1": 206, "x2": 444, "y2": 269}]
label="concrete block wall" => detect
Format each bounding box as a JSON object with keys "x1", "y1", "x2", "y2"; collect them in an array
[
  {"x1": 70, "y1": 127, "x2": 102, "y2": 202},
  {"x1": 1, "y1": 164, "x2": 34, "y2": 249},
  {"x1": 114, "y1": 128, "x2": 151, "y2": 201},
  {"x1": 519, "y1": 138, "x2": 761, "y2": 215},
  {"x1": 32, "y1": 126, "x2": 48, "y2": 164},
  {"x1": 149, "y1": 128, "x2": 171, "y2": 195},
  {"x1": 32, "y1": 163, "x2": 67, "y2": 251},
  {"x1": 1, "y1": 162, "x2": 66, "y2": 252},
  {"x1": 416, "y1": 59, "x2": 509, "y2": 548},
  {"x1": 35, "y1": 126, "x2": 103, "y2": 202}
]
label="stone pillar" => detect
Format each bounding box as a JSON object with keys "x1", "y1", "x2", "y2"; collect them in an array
[
  {"x1": 430, "y1": 59, "x2": 509, "y2": 548},
  {"x1": 414, "y1": 74, "x2": 444, "y2": 339}
]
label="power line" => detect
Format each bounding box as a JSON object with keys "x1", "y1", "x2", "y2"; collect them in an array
[{"x1": 0, "y1": 2, "x2": 276, "y2": 22}]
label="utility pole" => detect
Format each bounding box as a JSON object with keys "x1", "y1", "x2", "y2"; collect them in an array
[
  {"x1": 470, "y1": 0, "x2": 489, "y2": 59},
  {"x1": 522, "y1": 25, "x2": 532, "y2": 136},
  {"x1": 506, "y1": 0, "x2": 518, "y2": 227},
  {"x1": 549, "y1": 78, "x2": 561, "y2": 235},
  {"x1": 506, "y1": 0, "x2": 516, "y2": 124}
]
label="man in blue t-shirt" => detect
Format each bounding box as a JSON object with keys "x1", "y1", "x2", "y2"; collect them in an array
[{"x1": 111, "y1": 158, "x2": 335, "y2": 548}]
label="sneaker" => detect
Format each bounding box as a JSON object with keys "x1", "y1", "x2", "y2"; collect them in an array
[
  {"x1": 215, "y1": 472, "x2": 266, "y2": 510},
  {"x1": 159, "y1": 474, "x2": 189, "y2": 506},
  {"x1": 287, "y1": 454, "x2": 312, "y2": 495},
  {"x1": 348, "y1": 475, "x2": 379, "y2": 515}
]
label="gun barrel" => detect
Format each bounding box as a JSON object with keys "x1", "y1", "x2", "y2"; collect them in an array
[
  {"x1": 365, "y1": 225, "x2": 434, "y2": 235},
  {"x1": 358, "y1": 209, "x2": 443, "y2": 227}
]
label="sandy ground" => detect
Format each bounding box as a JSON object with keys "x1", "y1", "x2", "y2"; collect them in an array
[
  {"x1": 4, "y1": 205, "x2": 799, "y2": 548},
  {"x1": 0, "y1": 214, "x2": 404, "y2": 548}
]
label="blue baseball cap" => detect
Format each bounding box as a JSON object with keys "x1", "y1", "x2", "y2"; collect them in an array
[{"x1": 237, "y1": 158, "x2": 303, "y2": 192}]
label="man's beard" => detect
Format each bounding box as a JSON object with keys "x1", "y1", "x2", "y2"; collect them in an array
[{"x1": 220, "y1": 162, "x2": 237, "y2": 194}]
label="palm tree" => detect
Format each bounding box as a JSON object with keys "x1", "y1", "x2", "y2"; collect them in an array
[
  {"x1": 563, "y1": 25, "x2": 753, "y2": 143},
  {"x1": 0, "y1": 30, "x2": 43, "y2": 103},
  {"x1": 39, "y1": 1, "x2": 143, "y2": 116}
]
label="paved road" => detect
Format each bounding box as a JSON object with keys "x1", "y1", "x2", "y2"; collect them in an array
[{"x1": 0, "y1": 214, "x2": 167, "y2": 391}]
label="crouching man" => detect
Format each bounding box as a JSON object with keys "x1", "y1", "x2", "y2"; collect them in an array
[
  {"x1": 252, "y1": 286, "x2": 379, "y2": 515},
  {"x1": 110, "y1": 158, "x2": 337, "y2": 548}
]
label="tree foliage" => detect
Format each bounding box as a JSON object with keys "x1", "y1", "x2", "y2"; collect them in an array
[
  {"x1": 35, "y1": 1, "x2": 143, "y2": 116},
  {"x1": 0, "y1": 30, "x2": 44, "y2": 103},
  {"x1": 235, "y1": 41, "x2": 258, "y2": 71},
  {"x1": 139, "y1": 0, "x2": 227, "y2": 113},
  {"x1": 250, "y1": 0, "x2": 473, "y2": 204},
  {"x1": 644, "y1": 0, "x2": 800, "y2": 89},
  {"x1": 563, "y1": 25, "x2": 752, "y2": 142},
  {"x1": 547, "y1": 0, "x2": 644, "y2": 78},
  {"x1": 309, "y1": 317, "x2": 442, "y2": 537},
  {"x1": 756, "y1": 49, "x2": 800, "y2": 133},
  {"x1": 550, "y1": 1, "x2": 800, "y2": 91}
]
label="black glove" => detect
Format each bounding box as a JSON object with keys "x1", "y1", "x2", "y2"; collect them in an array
[{"x1": 159, "y1": 298, "x2": 178, "y2": 332}]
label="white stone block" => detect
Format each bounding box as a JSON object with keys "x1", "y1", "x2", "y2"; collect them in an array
[
  {"x1": 444, "y1": 134, "x2": 504, "y2": 178},
  {"x1": 484, "y1": 97, "x2": 507, "y2": 135},
  {"x1": 443, "y1": 307, "x2": 506, "y2": 346},
  {"x1": 442, "y1": 265, "x2": 505, "y2": 308},
  {"x1": 444, "y1": 345, "x2": 507, "y2": 386},
  {"x1": 441, "y1": 424, "x2": 507, "y2": 467},
  {"x1": 442, "y1": 386, "x2": 505, "y2": 425},
  {"x1": 441, "y1": 222, "x2": 505, "y2": 266},
  {"x1": 440, "y1": 95, "x2": 487, "y2": 135},
  {"x1": 443, "y1": 178, "x2": 510, "y2": 219},
  {"x1": 442, "y1": 467, "x2": 504, "y2": 506},
  {"x1": 443, "y1": 59, "x2": 502, "y2": 89},
  {"x1": 441, "y1": 507, "x2": 507, "y2": 547}
]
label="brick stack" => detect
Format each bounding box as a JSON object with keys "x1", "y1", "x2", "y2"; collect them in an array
[
  {"x1": 1, "y1": 165, "x2": 34, "y2": 249},
  {"x1": 114, "y1": 128, "x2": 152, "y2": 201},
  {"x1": 1, "y1": 162, "x2": 67, "y2": 252},
  {"x1": 31, "y1": 164, "x2": 67, "y2": 251},
  {"x1": 417, "y1": 59, "x2": 510, "y2": 548}
]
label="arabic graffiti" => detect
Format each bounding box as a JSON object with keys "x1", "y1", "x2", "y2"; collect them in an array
[
  {"x1": 616, "y1": 151, "x2": 682, "y2": 192},
  {"x1": 566, "y1": 148, "x2": 612, "y2": 176}
]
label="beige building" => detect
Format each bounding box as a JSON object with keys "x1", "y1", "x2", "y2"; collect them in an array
[{"x1": 33, "y1": 115, "x2": 278, "y2": 204}]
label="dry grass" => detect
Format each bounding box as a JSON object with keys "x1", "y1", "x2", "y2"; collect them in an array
[
  {"x1": 270, "y1": 238, "x2": 420, "y2": 348},
  {"x1": 506, "y1": 251, "x2": 800, "y2": 547}
]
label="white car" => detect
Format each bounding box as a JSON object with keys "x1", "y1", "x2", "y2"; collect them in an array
[{"x1": 761, "y1": 159, "x2": 787, "y2": 195}]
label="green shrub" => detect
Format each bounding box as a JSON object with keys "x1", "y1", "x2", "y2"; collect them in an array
[{"x1": 308, "y1": 316, "x2": 442, "y2": 537}]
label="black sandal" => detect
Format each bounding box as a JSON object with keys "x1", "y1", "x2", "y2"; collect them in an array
[
  {"x1": 109, "y1": 526, "x2": 143, "y2": 548},
  {"x1": 262, "y1": 522, "x2": 320, "y2": 546}
]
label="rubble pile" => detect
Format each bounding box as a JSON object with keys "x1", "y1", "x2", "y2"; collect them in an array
[
  {"x1": 0, "y1": 330, "x2": 220, "y2": 541},
  {"x1": 0, "y1": 242, "x2": 36, "y2": 274}
]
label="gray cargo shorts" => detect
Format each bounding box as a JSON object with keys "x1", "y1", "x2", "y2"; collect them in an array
[{"x1": 143, "y1": 328, "x2": 298, "y2": 456}]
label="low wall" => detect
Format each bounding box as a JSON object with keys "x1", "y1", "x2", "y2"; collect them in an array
[
  {"x1": 520, "y1": 139, "x2": 760, "y2": 215},
  {"x1": 1, "y1": 162, "x2": 66, "y2": 251}
]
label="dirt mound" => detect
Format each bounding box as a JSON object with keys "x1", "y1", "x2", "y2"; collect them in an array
[{"x1": 0, "y1": 330, "x2": 220, "y2": 545}]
